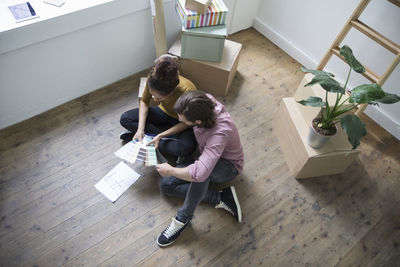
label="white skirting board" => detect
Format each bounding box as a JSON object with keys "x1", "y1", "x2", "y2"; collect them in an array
[
  {"x1": 253, "y1": 17, "x2": 317, "y2": 70},
  {"x1": 365, "y1": 105, "x2": 400, "y2": 140},
  {"x1": 252, "y1": 17, "x2": 400, "y2": 141}
]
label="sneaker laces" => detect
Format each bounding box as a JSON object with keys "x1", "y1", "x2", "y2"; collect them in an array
[
  {"x1": 216, "y1": 201, "x2": 234, "y2": 215},
  {"x1": 163, "y1": 219, "x2": 183, "y2": 239},
  {"x1": 176, "y1": 156, "x2": 184, "y2": 165}
]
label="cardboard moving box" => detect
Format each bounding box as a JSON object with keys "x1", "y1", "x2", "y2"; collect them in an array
[
  {"x1": 168, "y1": 38, "x2": 242, "y2": 96},
  {"x1": 273, "y1": 97, "x2": 360, "y2": 179},
  {"x1": 181, "y1": 24, "x2": 226, "y2": 62},
  {"x1": 185, "y1": 0, "x2": 212, "y2": 13}
]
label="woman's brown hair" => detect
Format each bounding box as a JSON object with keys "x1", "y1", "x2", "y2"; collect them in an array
[{"x1": 147, "y1": 55, "x2": 179, "y2": 96}]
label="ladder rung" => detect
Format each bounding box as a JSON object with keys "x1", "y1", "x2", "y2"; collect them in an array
[
  {"x1": 388, "y1": 0, "x2": 400, "y2": 8},
  {"x1": 331, "y1": 47, "x2": 380, "y2": 83},
  {"x1": 350, "y1": 19, "x2": 400, "y2": 54}
]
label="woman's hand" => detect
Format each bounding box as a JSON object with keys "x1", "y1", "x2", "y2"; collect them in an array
[{"x1": 133, "y1": 129, "x2": 144, "y2": 141}]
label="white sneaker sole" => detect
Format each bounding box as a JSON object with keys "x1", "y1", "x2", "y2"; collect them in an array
[
  {"x1": 230, "y1": 186, "x2": 242, "y2": 223},
  {"x1": 157, "y1": 239, "x2": 175, "y2": 247}
]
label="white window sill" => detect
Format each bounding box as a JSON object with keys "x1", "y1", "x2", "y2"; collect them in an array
[
  {"x1": 0, "y1": 0, "x2": 113, "y2": 33},
  {"x1": 0, "y1": 0, "x2": 172, "y2": 55}
]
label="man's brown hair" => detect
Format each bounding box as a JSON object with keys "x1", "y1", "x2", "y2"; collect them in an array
[{"x1": 174, "y1": 91, "x2": 216, "y2": 128}]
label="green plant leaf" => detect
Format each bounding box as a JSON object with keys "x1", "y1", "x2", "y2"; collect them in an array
[
  {"x1": 367, "y1": 101, "x2": 379, "y2": 106},
  {"x1": 340, "y1": 45, "x2": 365, "y2": 73},
  {"x1": 375, "y1": 92, "x2": 400, "y2": 104},
  {"x1": 340, "y1": 114, "x2": 367, "y2": 149},
  {"x1": 297, "y1": 96, "x2": 326, "y2": 107},
  {"x1": 349, "y1": 84, "x2": 385, "y2": 104},
  {"x1": 305, "y1": 75, "x2": 345, "y2": 94},
  {"x1": 301, "y1": 67, "x2": 334, "y2": 77}
]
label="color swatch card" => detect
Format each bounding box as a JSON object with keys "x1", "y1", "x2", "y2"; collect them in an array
[
  {"x1": 95, "y1": 162, "x2": 141, "y2": 202},
  {"x1": 114, "y1": 135, "x2": 158, "y2": 166},
  {"x1": 145, "y1": 146, "x2": 157, "y2": 166},
  {"x1": 114, "y1": 141, "x2": 140, "y2": 164}
]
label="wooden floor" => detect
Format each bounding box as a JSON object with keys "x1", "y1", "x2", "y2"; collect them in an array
[{"x1": 1, "y1": 28, "x2": 400, "y2": 267}]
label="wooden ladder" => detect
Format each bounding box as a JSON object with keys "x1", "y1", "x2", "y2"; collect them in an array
[{"x1": 316, "y1": 0, "x2": 400, "y2": 115}]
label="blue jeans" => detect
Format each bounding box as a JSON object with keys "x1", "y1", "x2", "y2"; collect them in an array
[
  {"x1": 120, "y1": 106, "x2": 196, "y2": 157},
  {"x1": 159, "y1": 158, "x2": 239, "y2": 223}
]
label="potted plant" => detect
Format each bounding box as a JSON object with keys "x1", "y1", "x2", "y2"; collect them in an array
[{"x1": 298, "y1": 45, "x2": 400, "y2": 149}]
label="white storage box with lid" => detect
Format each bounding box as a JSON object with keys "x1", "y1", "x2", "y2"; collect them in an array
[{"x1": 181, "y1": 24, "x2": 227, "y2": 62}]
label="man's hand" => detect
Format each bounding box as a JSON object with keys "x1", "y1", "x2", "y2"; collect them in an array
[
  {"x1": 156, "y1": 163, "x2": 194, "y2": 182},
  {"x1": 147, "y1": 134, "x2": 162, "y2": 148},
  {"x1": 156, "y1": 163, "x2": 174, "y2": 177}
]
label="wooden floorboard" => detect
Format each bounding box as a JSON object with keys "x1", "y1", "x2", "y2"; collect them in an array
[{"x1": 0, "y1": 28, "x2": 399, "y2": 266}]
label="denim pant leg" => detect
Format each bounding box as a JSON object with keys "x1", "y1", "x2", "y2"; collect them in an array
[
  {"x1": 120, "y1": 106, "x2": 178, "y2": 134},
  {"x1": 206, "y1": 158, "x2": 239, "y2": 204},
  {"x1": 158, "y1": 128, "x2": 197, "y2": 157},
  {"x1": 120, "y1": 106, "x2": 195, "y2": 158},
  {"x1": 159, "y1": 158, "x2": 239, "y2": 223},
  {"x1": 159, "y1": 175, "x2": 191, "y2": 199}
]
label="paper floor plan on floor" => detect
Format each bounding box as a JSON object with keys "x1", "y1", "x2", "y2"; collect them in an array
[
  {"x1": 94, "y1": 161, "x2": 141, "y2": 202},
  {"x1": 95, "y1": 135, "x2": 158, "y2": 202}
]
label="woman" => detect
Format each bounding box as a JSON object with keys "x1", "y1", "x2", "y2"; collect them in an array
[{"x1": 120, "y1": 55, "x2": 197, "y2": 160}]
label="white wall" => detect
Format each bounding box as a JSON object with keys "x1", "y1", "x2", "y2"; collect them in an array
[
  {"x1": 0, "y1": 0, "x2": 182, "y2": 129},
  {"x1": 0, "y1": 0, "x2": 253, "y2": 130},
  {"x1": 225, "y1": 0, "x2": 261, "y2": 34},
  {"x1": 254, "y1": 0, "x2": 400, "y2": 139},
  {"x1": 2, "y1": 0, "x2": 399, "y2": 138}
]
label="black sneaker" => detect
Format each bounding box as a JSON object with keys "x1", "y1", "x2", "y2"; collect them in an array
[
  {"x1": 120, "y1": 130, "x2": 134, "y2": 141},
  {"x1": 215, "y1": 186, "x2": 242, "y2": 223},
  {"x1": 157, "y1": 217, "x2": 189, "y2": 247}
]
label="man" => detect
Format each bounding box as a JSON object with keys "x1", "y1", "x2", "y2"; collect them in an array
[{"x1": 155, "y1": 90, "x2": 244, "y2": 247}]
